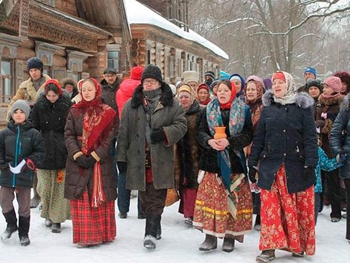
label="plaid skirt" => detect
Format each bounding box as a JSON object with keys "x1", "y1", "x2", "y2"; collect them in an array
[
  {"x1": 70, "y1": 190, "x2": 116, "y2": 245},
  {"x1": 259, "y1": 164, "x2": 316, "y2": 255},
  {"x1": 193, "y1": 172, "x2": 252, "y2": 240}
]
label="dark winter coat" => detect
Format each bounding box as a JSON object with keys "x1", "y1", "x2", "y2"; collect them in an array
[
  {"x1": 116, "y1": 82, "x2": 187, "y2": 191},
  {"x1": 0, "y1": 121, "x2": 45, "y2": 188},
  {"x1": 248, "y1": 90, "x2": 318, "y2": 193},
  {"x1": 31, "y1": 93, "x2": 72, "y2": 170},
  {"x1": 174, "y1": 100, "x2": 203, "y2": 189},
  {"x1": 101, "y1": 78, "x2": 120, "y2": 136},
  {"x1": 64, "y1": 106, "x2": 117, "y2": 201},
  {"x1": 316, "y1": 94, "x2": 344, "y2": 157},
  {"x1": 330, "y1": 94, "x2": 350, "y2": 179},
  {"x1": 197, "y1": 104, "x2": 253, "y2": 175}
]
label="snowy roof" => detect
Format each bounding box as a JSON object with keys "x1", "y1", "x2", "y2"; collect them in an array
[{"x1": 123, "y1": 0, "x2": 229, "y2": 60}]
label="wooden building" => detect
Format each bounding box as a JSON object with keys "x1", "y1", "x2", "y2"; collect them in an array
[{"x1": 0, "y1": 0, "x2": 228, "y2": 126}]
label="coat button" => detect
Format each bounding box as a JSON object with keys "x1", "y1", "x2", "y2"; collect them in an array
[{"x1": 283, "y1": 153, "x2": 286, "y2": 156}]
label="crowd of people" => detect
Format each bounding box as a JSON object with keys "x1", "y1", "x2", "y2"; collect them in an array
[{"x1": 0, "y1": 57, "x2": 350, "y2": 262}]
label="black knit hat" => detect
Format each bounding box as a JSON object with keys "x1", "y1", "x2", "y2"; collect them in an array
[
  {"x1": 205, "y1": 71, "x2": 215, "y2": 79},
  {"x1": 305, "y1": 79, "x2": 323, "y2": 92},
  {"x1": 27, "y1": 57, "x2": 43, "y2": 72},
  {"x1": 141, "y1": 64, "x2": 163, "y2": 83}
]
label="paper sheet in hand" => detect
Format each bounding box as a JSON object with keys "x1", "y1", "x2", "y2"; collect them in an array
[{"x1": 9, "y1": 159, "x2": 26, "y2": 174}]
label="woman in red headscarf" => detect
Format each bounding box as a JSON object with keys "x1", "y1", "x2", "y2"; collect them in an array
[
  {"x1": 32, "y1": 79, "x2": 72, "y2": 234},
  {"x1": 64, "y1": 77, "x2": 117, "y2": 248}
]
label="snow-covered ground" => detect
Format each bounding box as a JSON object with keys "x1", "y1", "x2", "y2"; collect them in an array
[{"x1": 0, "y1": 194, "x2": 349, "y2": 263}]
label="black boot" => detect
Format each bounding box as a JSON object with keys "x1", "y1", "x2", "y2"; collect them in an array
[
  {"x1": 222, "y1": 237, "x2": 235, "y2": 252},
  {"x1": 18, "y1": 216, "x2": 30, "y2": 246},
  {"x1": 144, "y1": 214, "x2": 161, "y2": 249},
  {"x1": 1, "y1": 209, "x2": 18, "y2": 240},
  {"x1": 156, "y1": 216, "x2": 162, "y2": 240},
  {"x1": 199, "y1": 234, "x2": 217, "y2": 251}
]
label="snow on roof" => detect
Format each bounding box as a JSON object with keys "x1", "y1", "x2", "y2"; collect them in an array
[{"x1": 123, "y1": 0, "x2": 229, "y2": 60}]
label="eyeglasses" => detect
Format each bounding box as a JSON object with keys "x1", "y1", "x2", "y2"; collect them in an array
[{"x1": 143, "y1": 79, "x2": 158, "y2": 85}]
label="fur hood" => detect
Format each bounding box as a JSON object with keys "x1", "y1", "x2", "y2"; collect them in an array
[
  {"x1": 340, "y1": 93, "x2": 350, "y2": 110},
  {"x1": 131, "y1": 82, "x2": 174, "y2": 108},
  {"x1": 262, "y1": 90, "x2": 314, "y2": 109}
]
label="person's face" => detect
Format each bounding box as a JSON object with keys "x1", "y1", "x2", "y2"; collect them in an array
[
  {"x1": 231, "y1": 80, "x2": 242, "y2": 93},
  {"x1": 217, "y1": 83, "x2": 232, "y2": 104},
  {"x1": 212, "y1": 84, "x2": 218, "y2": 96},
  {"x1": 272, "y1": 78, "x2": 287, "y2": 98},
  {"x1": 304, "y1": 72, "x2": 315, "y2": 82},
  {"x1": 308, "y1": 86, "x2": 321, "y2": 98},
  {"x1": 104, "y1": 73, "x2": 117, "y2": 85},
  {"x1": 341, "y1": 82, "x2": 348, "y2": 93},
  {"x1": 187, "y1": 81, "x2": 199, "y2": 93},
  {"x1": 81, "y1": 81, "x2": 96, "y2": 102},
  {"x1": 29, "y1": 68, "x2": 41, "y2": 81},
  {"x1": 12, "y1": 109, "x2": 26, "y2": 124},
  {"x1": 46, "y1": 90, "x2": 59, "y2": 103},
  {"x1": 178, "y1": 91, "x2": 193, "y2": 110},
  {"x1": 245, "y1": 82, "x2": 258, "y2": 101},
  {"x1": 323, "y1": 84, "x2": 333, "y2": 97},
  {"x1": 64, "y1": 84, "x2": 74, "y2": 93},
  {"x1": 197, "y1": 88, "x2": 209, "y2": 102},
  {"x1": 142, "y1": 78, "x2": 161, "y2": 91}
]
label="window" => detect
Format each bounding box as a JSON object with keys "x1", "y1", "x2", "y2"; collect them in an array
[
  {"x1": 0, "y1": 59, "x2": 12, "y2": 103},
  {"x1": 108, "y1": 51, "x2": 119, "y2": 71}
]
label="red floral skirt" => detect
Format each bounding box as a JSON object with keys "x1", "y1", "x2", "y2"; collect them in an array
[
  {"x1": 70, "y1": 190, "x2": 116, "y2": 245},
  {"x1": 259, "y1": 164, "x2": 315, "y2": 255},
  {"x1": 193, "y1": 172, "x2": 252, "y2": 240}
]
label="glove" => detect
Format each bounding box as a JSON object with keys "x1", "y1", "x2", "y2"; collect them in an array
[
  {"x1": 76, "y1": 156, "x2": 96, "y2": 168},
  {"x1": 303, "y1": 166, "x2": 315, "y2": 181},
  {"x1": 248, "y1": 166, "x2": 258, "y2": 183},
  {"x1": 117, "y1": 162, "x2": 127, "y2": 173},
  {"x1": 21, "y1": 159, "x2": 36, "y2": 172},
  {"x1": 0, "y1": 162, "x2": 9, "y2": 171},
  {"x1": 336, "y1": 152, "x2": 347, "y2": 163},
  {"x1": 150, "y1": 128, "x2": 166, "y2": 144}
]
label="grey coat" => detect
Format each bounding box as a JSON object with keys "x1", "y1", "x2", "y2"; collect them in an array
[{"x1": 116, "y1": 83, "x2": 187, "y2": 191}]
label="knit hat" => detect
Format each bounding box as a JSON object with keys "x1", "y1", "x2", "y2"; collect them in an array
[
  {"x1": 130, "y1": 66, "x2": 144, "y2": 80},
  {"x1": 103, "y1": 68, "x2": 117, "y2": 74},
  {"x1": 27, "y1": 57, "x2": 43, "y2": 72},
  {"x1": 141, "y1": 64, "x2": 163, "y2": 83},
  {"x1": 219, "y1": 70, "x2": 230, "y2": 80},
  {"x1": 305, "y1": 79, "x2": 323, "y2": 92},
  {"x1": 177, "y1": 84, "x2": 193, "y2": 96},
  {"x1": 182, "y1": 71, "x2": 199, "y2": 83},
  {"x1": 11, "y1": 100, "x2": 31, "y2": 120},
  {"x1": 324, "y1": 76, "x2": 342, "y2": 93},
  {"x1": 44, "y1": 79, "x2": 63, "y2": 95},
  {"x1": 197, "y1": 83, "x2": 210, "y2": 93},
  {"x1": 304, "y1": 67, "x2": 317, "y2": 78},
  {"x1": 205, "y1": 71, "x2": 215, "y2": 79}
]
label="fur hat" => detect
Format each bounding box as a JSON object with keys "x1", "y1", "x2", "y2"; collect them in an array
[
  {"x1": 27, "y1": 57, "x2": 43, "y2": 72},
  {"x1": 182, "y1": 71, "x2": 199, "y2": 83},
  {"x1": 141, "y1": 64, "x2": 163, "y2": 83},
  {"x1": 204, "y1": 71, "x2": 215, "y2": 79},
  {"x1": 324, "y1": 76, "x2": 342, "y2": 93},
  {"x1": 11, "y1": 100, "x2": 31, "y2": 120},
  {"x1": 130, "y1": 66, "x2": 144, "y2": 80},
  {"x1": 103, "y1": 68, "x2": 117, "y2": 74},
  {"x1": 304, "y1": 67, "x2": 317, "y2": 78}
]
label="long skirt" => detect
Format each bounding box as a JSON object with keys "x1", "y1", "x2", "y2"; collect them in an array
[
  {"x1": 70, "y1": 190, "x2": 116, "y2": 245},
  {"x1": 179, "y1": 188, "x2": 197, "y2": 218},
  {"x1": 259, "y1": 164, "x2": 315, "y2": 255},
  {"x1": 37, "y1": 169, "x2": 71, "y2": 223},
  {"x1": 193, "y1": 172, "x2": 252, "y2": 241}
]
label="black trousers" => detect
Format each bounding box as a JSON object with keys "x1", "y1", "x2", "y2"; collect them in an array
[
  {"x1": 324, "y1": 169, "x2": 342, "y2": 219},
  {"x1": 138, "y1": 183, "x2": 167, "y2": 216},
  {"x1": 344, "y1": 179, "x2": 350, "y2": 240}
]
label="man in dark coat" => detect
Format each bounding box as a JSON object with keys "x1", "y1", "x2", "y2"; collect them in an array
[{"x1": 116, "y1": 64, "x2": 187, "y2": 250}]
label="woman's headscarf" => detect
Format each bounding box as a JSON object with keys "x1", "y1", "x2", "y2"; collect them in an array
[{"x1": 272, "y1": 71, "x2": 296, "y2": 105}]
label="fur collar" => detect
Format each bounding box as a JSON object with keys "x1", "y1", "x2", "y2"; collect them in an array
[
  {"x1": 318, "y1": 93, "x2": 344, "y2": 106},
  {"x1": 262, "y1": 90, "x2": 314, "y2": 109},
  {"x1": 131, "y1": 82, "x2": 174, "y2": 108},
  {"x1": 341, "y1": 93, "x2": 350, "y2": 110},
  {"x1": 36, "y1": 92, "x2": 72, "y2": 110}
]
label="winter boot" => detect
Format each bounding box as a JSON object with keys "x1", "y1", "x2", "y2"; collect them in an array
[
  {"x1": 254, "y1": 215, "x2": 261, "y2": 231},
  {"x1": 256, "y1": 250, "x2": 276, "y2": 263},
  {"x1": 18, "y1": 216, "x2": 30, "y2": 246},
  {"x1": 1, "y1": 209, "x2": 18, "y2": 240},
  {"x1": 199, "y1": 234, "x2": 217, "y2": 251},
  {"x1": 156, "y1": 216, "x2": 162, "y2": 240},
  {"x1": 143, "y1": 214, "x2": 161, "y2": 249},
  {"x1": 51, "y1": 223, "x2": 61, "y2": 233},
  {"x1": 222, "y1": 237, "x2": 235, "y2": 252}
]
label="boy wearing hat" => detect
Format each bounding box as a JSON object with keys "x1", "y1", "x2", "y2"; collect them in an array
[
  {"x1": 6, "y1": 56, "x2": 50, "y2": 208},
  {"x1": 298, "y1": 67, "x2": 317, "y2": 92},
  {"x1": 116, "y1": 64, "x2": 187, "y2": 250},
  {"x1": 0, "y1": 100, "x2": 45, "y2": 246},
  {"x1": 204, "y1": 71, "x2": 216, "y2": 86}
]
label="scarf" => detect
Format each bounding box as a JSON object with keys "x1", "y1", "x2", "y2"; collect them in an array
[
  {"x1": 206, "y1": 96, "x2": 246, "y2": 218},
  {"x1": 73, "y1": 78, "x2": 116, "y2": 207},
  {"x1": 273, "y1": 71, "x2": 297, "y2": 105}
]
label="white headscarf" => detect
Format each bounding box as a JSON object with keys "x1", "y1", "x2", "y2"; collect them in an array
[{"x1": 273, "y1": 71, "x2": 296, "y2": 105}]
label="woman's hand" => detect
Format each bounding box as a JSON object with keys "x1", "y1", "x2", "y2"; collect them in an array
[{"x1": 208, "y1": 138, "x2": 229, "y2": 151}]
